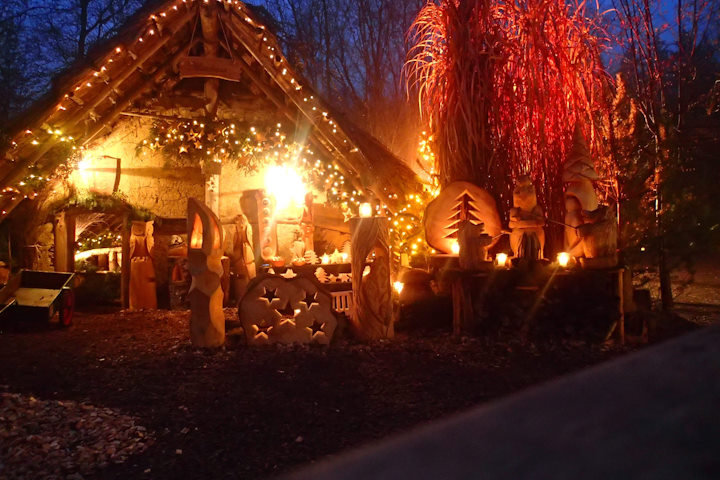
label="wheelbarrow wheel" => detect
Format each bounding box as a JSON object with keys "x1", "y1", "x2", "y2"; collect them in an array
[{"x1": 59, "y1": 289, "x2": 75, "y2": 327}]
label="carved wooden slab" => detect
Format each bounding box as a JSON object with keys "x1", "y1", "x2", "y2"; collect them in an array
[
  {"x1": 179, "y1": 56, "x2": 243, "y2": 82},
  {"x1": 239, "y1": 274, "x2": 337, "y2": 346},
  {"x1": 424, "y1": 182, "x2": 502, "y2": 254}
]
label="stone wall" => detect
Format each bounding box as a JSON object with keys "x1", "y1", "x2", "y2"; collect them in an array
[{"x1": 69, "y1": 118, "x2": 204, "y2": 218}]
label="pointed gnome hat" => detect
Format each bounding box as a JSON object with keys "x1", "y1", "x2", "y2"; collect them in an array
[{"x1": 563, "y1": 123, "x2": 599, "y2": 182}]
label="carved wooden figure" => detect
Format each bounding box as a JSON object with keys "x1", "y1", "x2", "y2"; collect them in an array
[
  {"x1": 350, "y1": 217, "x2": 393, "y2": 340},
  {"x1": 129, "y1": 220, "x2": 157, "y2": 310},
  {"x1": 424, "y1": 181, "x2": 502, "y2": 254},
  {"x1": 230, "y1": 209, "x2": 256, "y2": 302},
  {"x1": 239, "y1": 274, "x2": 337, "y2": 346},
  {"x1": 578, "y1": 205, "x2": 619, "y2": 269},
  {"x1": 457, "y1": 221, "x2": 493, "y2": 270},
  {"x1": 563, "y1": 125, "x2": 600, "y2": 257},
  {"x1": 509, "y1": 175, "x2": 545, "y2": 259},
  {"x1": 187, "y1": 198, "x2": 225, "y2": 347}
]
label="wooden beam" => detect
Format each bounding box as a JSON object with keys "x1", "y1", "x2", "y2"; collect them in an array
[
  {"x1": 0, "y1": 40, "x2": 198, "y2": 220},
  {"x1": 120, "y1": 211, "x2": 131, "y2": 309}
]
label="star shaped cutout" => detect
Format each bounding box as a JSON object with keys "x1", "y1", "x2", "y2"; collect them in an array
[
  {"x1": 300, "y1": 291, "x2": 318, "y2": 309},
  {"x1": 309, "y1": 320, "x2": 325, "y2": 335},
  {"x1": 261, "y1": 287, "x2": 278, "y2": 304},
  {"x1": 275, "y1": 301, "x2": 299, "y2": 318},
  {"x1": 254, "y1": 320, "x2": 273, "y2": 336}
]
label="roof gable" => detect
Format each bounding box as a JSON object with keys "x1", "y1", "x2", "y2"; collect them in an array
[{"x1": 0, "y1": 0, "x2": 418, "y2": 220}]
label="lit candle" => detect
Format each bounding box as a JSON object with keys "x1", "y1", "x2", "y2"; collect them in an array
[
  {"x1": 557, "y1": 252, "x2": 570, "y2": 268},
  {"x1": 393, "y1": 281, "x2": 404, "y2": 294},
  {"x1": 450, "y1": 239, "x2": 460, "y2": 255},
  {"x1": 321, "y1": 253, "x2": 331, "y2": 265},
  {"x1": 496, "y1": 252, "x2": 508, "y2": 267},
  {"x1": 359, "y1": 202, "x2": 372, "y2": 218}
]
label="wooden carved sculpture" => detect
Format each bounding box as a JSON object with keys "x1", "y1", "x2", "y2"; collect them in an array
[
  {"x1": 230, "y1": 208, "x2": 256, "y2": 302},
  {"x1": 187, "y1": 198, "x2": 225, "y2": 347},
  {"x1": 424, "y1": 181, "x2": 502, "y2": 254},
  {"x1": 509, "y1": 175, "x2": 545, "y2": 259},
  {"x1": 256, "y1": 190, "x2": 277, "y2": 262},
  {"x1": 239, "y1": 274, "x2": 337, "y2": 345},
  {"x1": 564, "y1": 125, "x2": 618, "y2": 267},
  {"x1": 563, "y1": 125, "x2": 600, "y2": 257},
  {"x1": 457, "y1": 221, "x2": 493, "y2": 270},
  {"x1": 578, "y1": 204, "x2": 619, "y2": 269},
  {"x1": 129, "y1": 220, "x2": 157, "y2": 310},
  {"x1": 350, "y1": 217, "x2": 393, "y2": 340}
]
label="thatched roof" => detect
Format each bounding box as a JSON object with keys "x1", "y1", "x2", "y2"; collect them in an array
[{"x1": 0, "y1": 0, "x2": 419, "y2": 220}]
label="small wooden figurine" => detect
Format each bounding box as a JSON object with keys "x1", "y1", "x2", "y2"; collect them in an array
[
  {"x1": 129, "y1": 220, "x2": 157, "y2": 310},
  {"x1": 508, "y1": 175, "x2": 545, "y2": 259}
]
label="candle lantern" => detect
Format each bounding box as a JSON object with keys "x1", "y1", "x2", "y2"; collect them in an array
[
  {"x1": 349, "y1": 216, "x2": 393, "y2": 339},
  {"x1": 496, "y1": 252, "x2": 508, "y2": 268},
  {"x1": 359, "y1": 203, "x2": 373, "y2": 218}
]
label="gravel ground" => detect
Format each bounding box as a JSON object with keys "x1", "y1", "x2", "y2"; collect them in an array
[{"x1": 0, "y1": 308, "x2": 702, "y2": 479}]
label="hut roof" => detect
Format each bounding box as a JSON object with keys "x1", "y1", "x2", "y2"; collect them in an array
[{"x1": 0, "y1": 0, "x2": 419, "y2": 220}]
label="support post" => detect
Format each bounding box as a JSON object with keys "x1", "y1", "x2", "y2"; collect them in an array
[{"x1": 53, "y1": 212, "x2": 76, "y2": 272}]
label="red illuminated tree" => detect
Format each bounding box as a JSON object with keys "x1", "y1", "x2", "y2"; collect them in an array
[{"x1": 405, "y1": 0, "x2": 609, "y2": 233}]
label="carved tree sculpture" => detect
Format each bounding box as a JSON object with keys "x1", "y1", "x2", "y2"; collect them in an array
[
  {"x1": 350, "y1": 217, "x2": 393, "y2": 340},
  {"x1": 563, "y1": 125, "x2": 600, "y2": 257},
  {"x1": 509, "y1": 175, "x2": 546, "y2": 259},
  {"x1": 129, "y1": 220, "x2": 157, "y2": 310},
  {"x1": 578, "y1": 205, "x2": 619, "y2": 268},
  {"x1": 239, "y1": 274, "x2": 337, "y2": 345},
  {"x1": 424, "y1": 181, "x2": 502, "y2": 254},
  {"x1": 187, "y1": 198, "x2": 225, "y2": 347},
  {"x1": 230, "y1": 209, "x2": 256, "y2": 302}
]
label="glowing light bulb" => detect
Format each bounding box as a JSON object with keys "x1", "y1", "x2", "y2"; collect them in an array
[
  {"x1": 393, "y1": 281, "x2": 404, "y2": 294},
  {"x1": 359, "y1": 203, "x2": 372, "y2": 218}
]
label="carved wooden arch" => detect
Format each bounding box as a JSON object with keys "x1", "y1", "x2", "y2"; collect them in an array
[{"x1": 239, "y1": 274, "x2": 338, "y2": 346}]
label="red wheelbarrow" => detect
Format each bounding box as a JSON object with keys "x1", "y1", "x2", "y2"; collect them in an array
[{"x1": 0, "y1": 270, "x2": 75, "y2": 327}]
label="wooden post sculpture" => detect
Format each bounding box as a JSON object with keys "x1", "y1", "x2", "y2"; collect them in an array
[
  {"x1": 187, "y1": 198, "x2": 225, "y2": 347},
  {"x1": 129, "y1": 221, "x2": 157, "y2": 310},
  {"x1": 509, "y1": 175, "x2": 545, "y2": 259},
  {"x1": 230, "y1": 209, "x2": 256, "y2": 303},
  {"x1": 350, "y1": 216, "x2": 393, "y2": 340}
]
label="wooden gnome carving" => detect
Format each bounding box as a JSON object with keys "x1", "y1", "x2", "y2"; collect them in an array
[
  {"x1": 239, "y1": 275, "x2": 337, "y2": 346},
  {"x1": 457, "y1": 221, "x2": 493, "y2": 270},
  {"x1": 578, "y1": 204, "x2": 619, "y2": 268},
  {"x1": 230, "y1": 208, "x2": 256, "y2": 302},
  {"x1": 424, "y1": 181, "x2": 502, "y2": 254},
  {"x1": 350, "y1": 217, "x2": 393, "y2": 340},
  {"x1": 563, "y1": 125, "x2": 600, "y2": 257},
  {"x1": 129, "y1": 220, "x2": 157, "y2": 310},
  {"x1": 187, "y1": 198, "x2": 225, "y2": 347},
  {"x1": 508, "y1": 175, "x2": 545, "y2": 259}
]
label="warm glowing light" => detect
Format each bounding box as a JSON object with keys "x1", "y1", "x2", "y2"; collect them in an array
[
  {"x1": 321, "y1": 254, "x2": 330, "y2": 265},
  {"x1": 341, "y1": 252, "x2": 349, "y2": 263},
  {"x1": 450, "y1": 239, "x2": 460, "y2": 255},
  {"x1": 76, "y1": 159, "x2": 91, "y2": 172},
  {"x1": 496, "y1": 253, "x2": 508, "y2": 267},
  {"x1": 190, "y1": 215, "x2": 203, "y2": 249},
  {"x1": 393, "y1": 281, "x2": 404, "y2": 294},
  {"x1": 359, "y1": 203, "x2": 372, "y2": 218},
  {"x1": 265, "y1": 165, "x2": 306, "y2": 212},
  {"x1": 557, "y1": 252, "x2": 570, "y2": 268}
]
